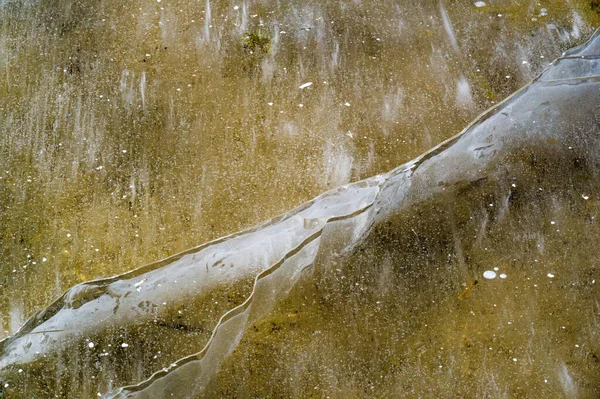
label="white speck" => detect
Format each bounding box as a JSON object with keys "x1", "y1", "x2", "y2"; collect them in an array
[
  {"x1": 582, "y1": 194, "x2": 589, "y2": 200},
  {"x1": 157, "y1": 0, "x2": 161, "y2": 2},
  {"x1": 95, "y1": 165, "x2": 103, "y2": 170},
  {"x1": 233, "y1": 5, "x2": 239, "y2": 10},
  {"x1": 494, "y1": 267, "x2": 499, "y2": 271},
  {"x1": 483, "y1": 270, "x2": 497, "y2": 279},
  {"x1": 575, "y1": 344, "x2": 580, "y2": 348},
  {"x1": 540, "y1": 8, "x2": 547, "y2": 16},
  {"x1": 500, "y1": 274, "x2": 507, "y2": 279},
  {"x1": 42, "y1": 257, "x2": 47, "y2": 262},
  {"x1": 346, "y1": 131, "x2": 353, "y2": 138},
  {"x1": 474, "y1": 1, "x2": 486, "y2": 6},
  {"x1": 121, "y1": 343, "x2": 129, "y2": 348},
  {"x1": 532, "y1": 17, "x2": 538, "y2": 21},
  {"x1": 506, "y1": 75, "x2": 511, "y2": 79},
  {"x1": 66, "y1": 233, "x2": 71, "y2": 238},
  {"x1": 547, "y1": 273, "x2": 555, "y2": 278},
  {"x1": 522, "y1": 61, "x2": 528, "y2": 65},
  {"x1": 122, "y1": 149, "x2": 127, "y2": 153},
  {"x1": 298, "y1": 82, "x2": 313, "y2": 89},
  {"x1": 551, "y1": 221, "x2": 556, "y2": 225},
  {"x1": 513, "y1": 358, "x2": 517, "y2": 362},
  {"x1": 498, "y1": 14, "x2": 503, "y2": 17},
  {"x1": 88, "y1": 342, "x2": 95, "y2": 348},
  {"x1": 512, "y1": 183, "x2": 517, "y2": 188},
  {"x1": 4, "y1": 383, "x2": 8, "y2": 388},
  {"x1": 134, "y1": 278, "x2": 147, "y2": 291},
  {"x1": 145, "y1": 54, "x2": 151, "y2": 57},
  {"x1": 267, "y1": 102, "x2": 273, "y2": 106},
  {"x1": 298, "y1": 104, "x2": 304, "y2": 108},
  {"x1": 177, "y1": 88, "x2": 181, "y2": 92},
  {"x1": 95, "y1": 248, "x2": 99, "y2": 252},
  {"x1": 18, "y1": 369, "x2": 23, "y2": 373},
  {"x1": 344, "y1": 102, "x2": 351, "y2": 107}
]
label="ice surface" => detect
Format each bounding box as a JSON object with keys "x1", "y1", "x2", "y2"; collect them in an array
[{"x1": 2, "y1": 28, "x2": 600, "y2": 398}]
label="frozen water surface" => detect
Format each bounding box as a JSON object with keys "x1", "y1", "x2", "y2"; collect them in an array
[{"x1": 1, "y1": 0, "x2": 600, "y2": 398}]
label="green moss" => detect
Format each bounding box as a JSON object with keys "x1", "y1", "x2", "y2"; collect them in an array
[{"x1": 242, "y1": 31, "x2": 271, "y2": 54}]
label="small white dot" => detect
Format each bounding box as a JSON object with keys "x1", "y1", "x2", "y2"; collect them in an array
[
  {"x1": 483, "y1": 270, "x2": 497, "y2": 279},
  {"x1": 88, "y1": 342, "x2": 95, "y2": 348}
]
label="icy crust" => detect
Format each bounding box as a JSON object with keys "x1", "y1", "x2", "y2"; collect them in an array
[
  {"x1": 0, "y1": 174, "x2": 382, "y2": 369},
  {"x1": 538, "y1": 27, "x2": 600, "y2": 81},
  {"x1": 1, "y1": 29, "x2": 600, "y2": 398},
  {"x1": 101, "y1": 30, "x2": 600, "y2": 398},
  {"x1": 105, "y1": 29, "x2": 600, "y2": 398}
]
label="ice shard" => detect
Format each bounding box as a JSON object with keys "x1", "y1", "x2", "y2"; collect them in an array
[{"x1": 2, "y1": 27, "x2": 600, "y2": 399}]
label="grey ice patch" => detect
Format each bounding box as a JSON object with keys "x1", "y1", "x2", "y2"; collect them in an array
[
  {"x1": 456, "y1": 76, "x2": 473, "y2": 108},
  {"x1": 558, "y1": 361, "x2": 578, "y2": 399}
]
